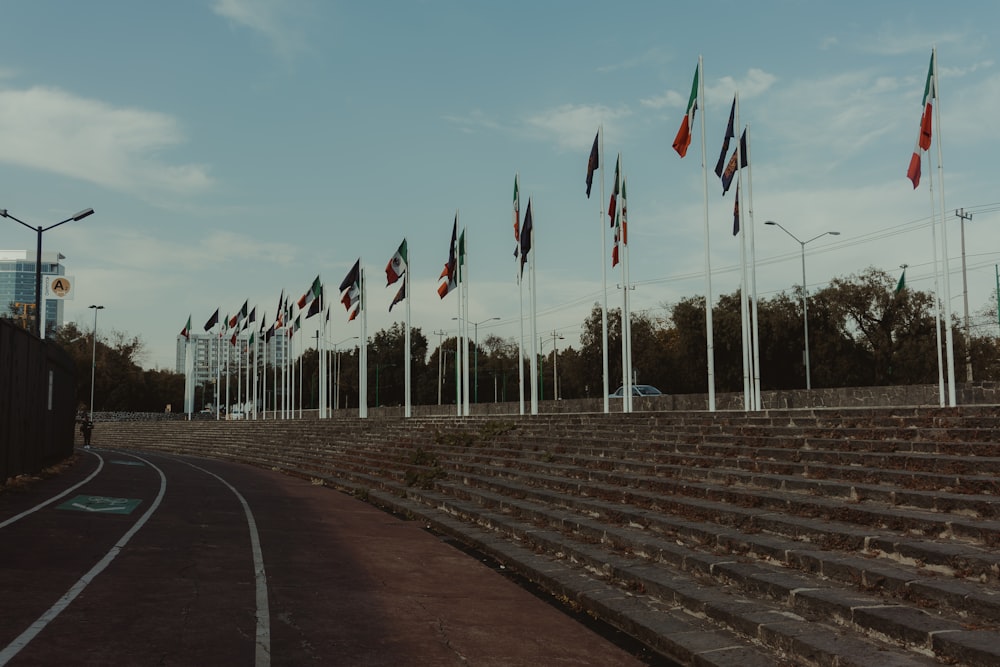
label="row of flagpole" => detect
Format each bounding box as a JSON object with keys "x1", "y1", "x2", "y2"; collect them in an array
[{"x1": 179, "y1": 47, "x2": 957, "y2": 419}]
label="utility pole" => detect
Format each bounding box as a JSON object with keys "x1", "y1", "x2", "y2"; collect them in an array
[{"x1": 956, "y1": 208, "x2": 973, "y2": 382}]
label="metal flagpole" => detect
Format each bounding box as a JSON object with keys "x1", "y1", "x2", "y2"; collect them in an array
[
  {"x1": 529, "y1": 199, "x2": 539, "y2": 415},
  {"x1": 462, "y1": 229, "x2": 471, "y2": 415},
  {"x1": 405, "y1": 253, "x2": 412, "y2": 418},
  {"x1": 599, "y1": 126, "x2": 610, "y2": 413},
  {"x1": 932, "y1": 47, "x2": 957, "y2": 406},
  {"x1": 516, "y1": 174, "x2": 525, "y2": 416},
  {"x1": 745, "y1": 123, "x2": 762, "y2": 410},
  {"x1": 698, "y1": 56, "x2": 717, "y2": 411},
  {"x1": 360, "y1": 264, "x2": 368, "y2": 418}
]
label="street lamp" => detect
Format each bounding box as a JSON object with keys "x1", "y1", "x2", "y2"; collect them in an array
[
  {"x1": 455, "y1": 316, "x2": 500, "y2": 403},
  {"x1": 764, "y1": 221, "x2": 840, "y2": 390},
  {"x1": 331, "y1": 336, "x2": 358, "y2": 410},
  {"x1": 88, "y1": 305, "x2": 104, "y2": 422},
  {"x1": 0, "y1": 207, "x2": 94, "y2": 338}
]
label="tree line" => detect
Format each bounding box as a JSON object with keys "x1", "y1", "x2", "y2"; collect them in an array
[{"x1": 11, "y1": 266, "x2": 999, "y2": 413}]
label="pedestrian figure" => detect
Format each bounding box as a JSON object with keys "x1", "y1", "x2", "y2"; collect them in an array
[{"x1": 81, "y1": 419, "x2": 93, "y2": 448}]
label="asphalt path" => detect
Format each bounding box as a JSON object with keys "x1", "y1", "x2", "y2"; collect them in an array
[{"x1": 0, "y1": 448, "x2": 650, "y2": 666}]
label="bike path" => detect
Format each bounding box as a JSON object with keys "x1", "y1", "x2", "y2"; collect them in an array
[{"x1": 0, "y1": 449, "x2": 648, "y2": 666}]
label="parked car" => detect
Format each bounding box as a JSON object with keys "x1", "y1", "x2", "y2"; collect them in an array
[{"x1": 610, "y1": 384, "x2": 662, "y2": 397}]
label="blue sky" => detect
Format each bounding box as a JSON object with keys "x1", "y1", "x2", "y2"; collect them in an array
[{"x1": 1, "y1": 1, "x2": 998, "y2": 371}]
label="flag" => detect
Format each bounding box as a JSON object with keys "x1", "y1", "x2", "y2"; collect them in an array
[
  {"x1": 204, "y1": 308, "x2": 219, "y2": 331},
  {"x1": 672, "y1": 62, "x2": 699, "y2": 157},
  {"x1": 512, "y1": 174, "x2": 520, "y2": 258},
  {"x1": 721, "y1": 129, "x2": 748, "y2": 195},
  {"x1": 339, "y1": 259, "x2": 361, "y2": 317},
  {"x1": 228, "y1": 300, "x2": 248, "y2": 328},
  {"x1": 907, "y1": 51, "x2": 936, "y2": 189},
  {"x1": 458, "y1": 229, "x2": 466, "y2": 281},
  {"x1": 306, "y1": 295, "x2": 321, "y2": 319},
  {"x1": 907, "y1": 152, "x2": 922, "y2": 189},
  {"x1": 732, "y1": 182, "x2": 741, "y2": 236},
  {"x1": 180, "y1": 315, "x2": 191, "y2": 340},
  {"x1": 241, "y1": 306, "x2": 257, "y2": 331},
  {"x1": 585, "y1": 131, "x2": 599, "y2": 197},
  {"x1": 612, "y1": 177, "x2": 628, "y2": 268},
  {"x1": 519, "y1": 199, "x2": 533, "y2": 276},
  {"x1": 297, "y1": 275, "x2": 322, "y2": 309},
  {"x1": 389, "y1": 276, "x2": 406, "y2": 312},
  {"x1": 437, "y1": 215, "x2": 458, "y2": 298},
  {"x1": 274, "y1": 290, "x2": 284, "y2": 327},
  {"x1": 895, "y1": 267, "x2": 907, "y2": 294},
  {"x1": 608, "y1": 155, "x2": 620, "y2": 226},
  {"x1": 385, "y1": 239, "x2": 407, "y2": 286},
  {"x1": 715, "y1": 97, "x2": 736, "y2": 177},
  {"x1": 265, "y1": 323, "x2": 275, "y2": 342},
  {"x1": 918, "y1": 51, "x2": 935, "y2": 151}
]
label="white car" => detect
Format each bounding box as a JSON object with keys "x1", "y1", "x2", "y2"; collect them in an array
[{"x1": 610, "y1": 384, "x2": 663, "y2": 397}]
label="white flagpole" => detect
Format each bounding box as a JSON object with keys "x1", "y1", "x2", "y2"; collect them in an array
[
  {"x1": 617, "y1": 159, "x2": 632, "y2": 413},
  {"x1": 262, "y1": 325, "x2": 268, "y2": 420},
  {"x1": 360, "y1": 264, "x2": 368, "y2": 418},
  {"x1": 318, "y1": 291, "x2": 325, "y2": 419},
  {"x1": 931, "y1": 47, "x2": 957, "y2": 406},
  {"x1": 698, "y1": 56, "x2": 717, "y2": 411},
  {"x1": 599, "y1": 126, "x2": 610, "y2": 413},
  {"x1": 516, "y1": 174, "x2": 525, "y2": 416},
  {"x1": 215, "y1": 326, "x2": 221, "y2": 420},
  {"x1": 462, "y1": 228, "x2": 471, "y2": 416},
  {"x1": 184, "y1": 336, "x2": 192, "y2": 418},
  {"x1": 404, "y1": 252, "x2": 412, "y2": 418},
  {"x1": 745, "y1": 123, "x2": 762, "y2": 410},
  {"x1": 529, "y1": 199, "x2": 539, "y2": 415},
  {"x1": 623, "y1": 183, "x2": 634, "y2": 415}
]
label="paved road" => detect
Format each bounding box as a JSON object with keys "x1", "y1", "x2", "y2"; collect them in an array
[{"x1": 0, "y1": 448, "x2": 652, "y2": 666}]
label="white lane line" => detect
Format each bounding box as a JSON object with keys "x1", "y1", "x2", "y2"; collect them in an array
[
  {"x1": 0, "y1": 453, "x2": 167, "y2": 666},
  {"x1": 178, "y1": 459, "x2": 271, "y2": 667},
  {"x1": 0, "y1": 449, "x2": 105, "y2": 529}
]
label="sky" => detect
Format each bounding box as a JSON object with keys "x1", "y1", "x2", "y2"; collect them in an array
[{"x1": 1, "y1": 1, "x2": 998, "y2": 372}]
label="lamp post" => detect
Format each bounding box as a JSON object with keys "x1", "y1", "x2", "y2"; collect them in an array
[
  {"x1": 0, "y1": 207, "x2": 94, "y2": 338},
  {"x1": 331, "y1": 336, "x2": 358, "y2": 410},
  {"x1": 472, "y1": 317, "x2": 499, "y2": 403},
  {"x1": 88, "y1": 305, "x2": 104, "y2": 422},
  {"x1": 764, "y1": 221, "x2": 840, "y2": 390}
]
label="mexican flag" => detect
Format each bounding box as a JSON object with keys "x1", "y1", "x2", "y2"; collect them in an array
[
  {"x1": 907, "y1": 50, "x2": 935, "y2": 189},
  {"x1": 385, "y1": 239, "x2": 407, "y2": 286},
  {"x1": 297, "y1": 275, "x2": 322, "y2": 309},
  {"x1": 180, "y1": 315, "x2": 191, "y2": 340},
  {"x1": 672, "y1": 62, "x2": 699, "y2": 158}
]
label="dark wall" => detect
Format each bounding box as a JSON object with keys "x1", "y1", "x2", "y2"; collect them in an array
[{"x1": 0, "y1": 319, "x2": 77, "y2": 482}]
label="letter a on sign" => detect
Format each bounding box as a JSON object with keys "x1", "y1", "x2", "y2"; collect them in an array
[{"x1": 44, "y1": 275, "x2": 75, "y2": 300}]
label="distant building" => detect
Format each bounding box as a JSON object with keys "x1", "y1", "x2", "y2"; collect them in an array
[
  {"x1": 176, "y1": 330, "x2": 290, "y2": 390},
  {"x1": 0, "y1": 249, "x2": 66, "y2": 331}
]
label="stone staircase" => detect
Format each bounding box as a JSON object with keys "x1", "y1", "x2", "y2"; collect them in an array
[{"x1": 92, "y1": 406, "x2": 1000, "y2": 666}]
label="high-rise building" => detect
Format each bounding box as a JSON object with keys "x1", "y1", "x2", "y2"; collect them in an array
[
  {"x1": 0, "y1": 250, "x2": 66, "y2": 332},
  {"x1": 176, "y1": 331, "x2": 290, "y2": 409}
]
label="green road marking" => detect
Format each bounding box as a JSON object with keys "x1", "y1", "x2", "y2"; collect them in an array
[{"x1": 57, "y1": 495, "x2": 143, "y2": 515}]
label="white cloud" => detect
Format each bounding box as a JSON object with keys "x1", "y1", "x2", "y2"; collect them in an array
[
  {"x1": 523, "y1": 104, "x2": 632, "y2": 151},
  {"x1": 0, "y1": 86, "x2": 212, "y2": 197},
  {"x1": 211, "y1": 0, "x2": 310, "y2": 59}
]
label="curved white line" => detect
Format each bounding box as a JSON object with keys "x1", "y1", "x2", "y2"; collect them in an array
[
  {"x1": 0, "y1": 449, "x2": 105, "y2": 529},
  {"x1": 179, "y1": 460, "x2": 271, "y2": 667},
  {"x1": 0, "y1": 453, "x2": 167, "y2": 666}
]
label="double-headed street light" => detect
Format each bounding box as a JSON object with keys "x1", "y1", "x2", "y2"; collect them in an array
[
  {"x1": 89, "y1": 305, "x2": 104, "y2": 422},
  {"x1": 764, "y1": 221, "x2": 840, "y2": 390},
  {"x1": 0, "y1": 207, "x2": 95, "y2": 337},
  {"x1": 455, "y1": 316, "x2": 501, "y2": 403}
]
